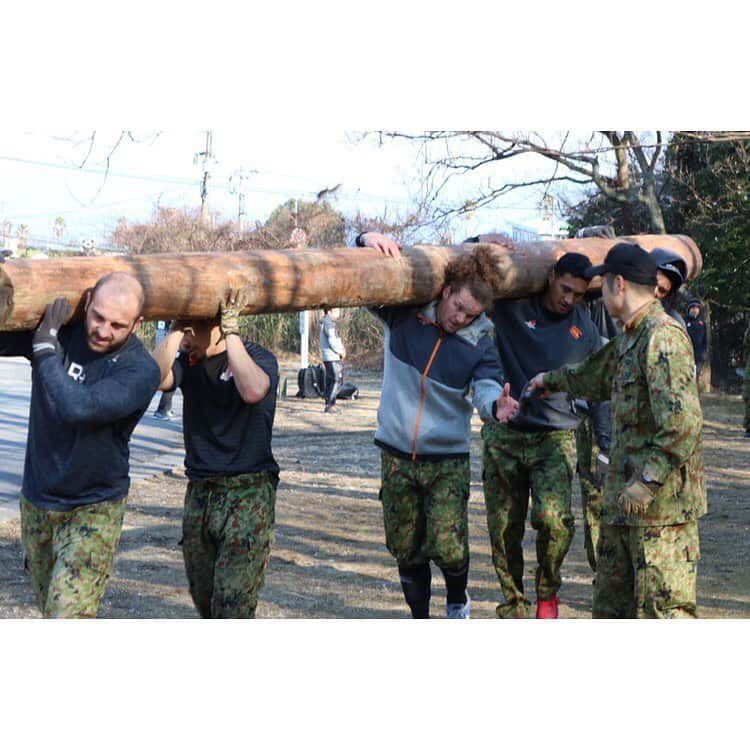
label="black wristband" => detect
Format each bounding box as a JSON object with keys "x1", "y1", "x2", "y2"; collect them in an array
[{"x1": 355, "y1": 232, "x2": 368, "y2": 247}]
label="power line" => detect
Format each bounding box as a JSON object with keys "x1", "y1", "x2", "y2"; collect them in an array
[
  {"x1": 0, "y1": 152, "x2": 565, "y2": 217},
  {"x1": 0, "y1": 154, "x2": 199, "y2": 187}
]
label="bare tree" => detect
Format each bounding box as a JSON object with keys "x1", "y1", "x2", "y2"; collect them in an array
[
  {"x1": 52, "y1": 130, "x2": 162, "y2": 205},
  {"x1": 373, "y1": 131, "x2": 750, "y2": 235}
]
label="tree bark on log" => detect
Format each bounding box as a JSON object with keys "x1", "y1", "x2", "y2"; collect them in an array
[{"x1": 0, "y1": 234, "x2": 702, "y2": 331}]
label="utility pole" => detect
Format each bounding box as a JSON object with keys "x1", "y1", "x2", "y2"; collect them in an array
[
  {"x1": 229, "y1": 167, "x2": 257, "y2": 234},
  {"x1": 194, "y1": 130, "x2": 214, "y2": 227},
  {"x1": 290, "y1": 197, "x2": 311, "y2": 369}
]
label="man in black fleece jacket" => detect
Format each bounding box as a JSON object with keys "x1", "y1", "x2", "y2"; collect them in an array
[{"x1": 0, "y1": 272, "x2": 160, "y2": 617}]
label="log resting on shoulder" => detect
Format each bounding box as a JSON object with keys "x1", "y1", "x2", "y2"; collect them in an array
[{"x1": 0, "y1": 234, "x2": 701, "y2": 331}]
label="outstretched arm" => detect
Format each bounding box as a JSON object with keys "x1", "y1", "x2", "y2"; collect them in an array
[
  {"x1": 471, "y1": 342, "x2": 518, "y2": 424},
  {"x1": 528, "y1": 338, "x2": 619, "y2": 403}
]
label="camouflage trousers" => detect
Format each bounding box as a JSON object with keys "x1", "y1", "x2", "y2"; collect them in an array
[
  {"x1": 482, "y1": 423, "x2": 576, "y2": 618},
  {"x1": 575, "y1": 417, "x2": 604, "y2": 572},
  {"x1": 379, "y1": 451, "x2": 470, "y2": 571},
  {"x1": 183, "y1": 472, "x2": 276, "y2": 619},
  {"x1": 20, "y1": 494, "x2": 127, "y2": 618},
  {"x1": 743, "y1": 357, "x2": 750, "y2": 431},
  {"x1": 594, "y1": 522, "x2": 700, "y2": 618}
]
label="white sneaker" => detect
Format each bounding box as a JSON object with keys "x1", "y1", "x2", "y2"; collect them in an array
[{"x1": 446, "y1": 593, "x2": 470, "y2": 619}]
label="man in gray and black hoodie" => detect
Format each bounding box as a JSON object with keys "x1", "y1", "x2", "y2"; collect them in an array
[{"x1": 356, "y1": 233, "x2": 518, "y2": 618}]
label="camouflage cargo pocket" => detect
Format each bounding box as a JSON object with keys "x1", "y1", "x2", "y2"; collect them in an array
[{"x1": 641, "y1": 523, "x2": 700, "y2": 566}]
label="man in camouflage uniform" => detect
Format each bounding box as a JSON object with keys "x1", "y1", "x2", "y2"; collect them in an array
[
  {"x1": 357, "y1": 232, "x2": 517, "y2": 618},
  {"x1": 530, "y1": 243, "x2": 706, "y2": 618},
  {"x1": 153, "y1": 288, "x2": 279, "y2": 618},
  {"x1": 571, "y1": 229, "x2": 617, "y2": 574},
  {"x1": 743, "y1": 322, "x2": 750, "y2": 438},
  {"x1": 0, "y1": 273, "x2": 160, "y2": 617},
  {"x1": 575, "y1": 400, "x2": 609, "y2": 572},
  {"x1": 574, "y1": 243, "x2": 692, "y2": 575}
]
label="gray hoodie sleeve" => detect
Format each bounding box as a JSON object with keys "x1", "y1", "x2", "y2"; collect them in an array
[{"x1": 471, "y1": 341, "x2": 506, "y2": 423}]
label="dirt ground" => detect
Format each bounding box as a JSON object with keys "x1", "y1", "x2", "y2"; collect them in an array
[{"x1": 1, "y1": 363, "x2": 748, "y2": 619}]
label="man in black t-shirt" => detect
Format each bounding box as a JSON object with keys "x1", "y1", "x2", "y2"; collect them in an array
[
  {"x1": 0, "y1": 272, "x2": 161, "y2": 617},
  {"x1": 153, "y1": 288, "x2": 279, "y2": 618}
]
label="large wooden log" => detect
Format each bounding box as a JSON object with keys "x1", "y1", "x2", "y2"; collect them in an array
[{"x1": 0, "y1": 234, "x2": 701, "y2": 331}]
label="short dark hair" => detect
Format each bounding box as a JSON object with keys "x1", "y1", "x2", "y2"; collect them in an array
[
  {"x1": 553, "y1": 252, "x2": 592, "y2": 280},
  {"x1": 323, "y1": 306, "x2": 332, "y2": 315}
]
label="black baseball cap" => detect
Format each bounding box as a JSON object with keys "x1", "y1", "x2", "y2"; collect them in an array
[
  {"x1": 650, "y1": 247, "x2": 687, "y2": 289},
  {"x1": 584, "y1": 242, "x2": 658, "y2": 285}
]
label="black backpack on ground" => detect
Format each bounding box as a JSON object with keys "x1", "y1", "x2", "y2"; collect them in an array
[{"x1": 296, "y1": 364, "x2": 326, "y2": 398}]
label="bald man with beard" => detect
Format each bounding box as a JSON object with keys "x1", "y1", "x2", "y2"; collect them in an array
[{"x1": 0, "y1": 272, "x2": 161, "y2": 618}]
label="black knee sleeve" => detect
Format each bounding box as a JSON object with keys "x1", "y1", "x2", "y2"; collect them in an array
[
  {"x1": 440, "y1": 564, "x2": 469, "y2": 605},
  {"x1": 398, "y1": 563, "x2": 432, "y2": 619}
]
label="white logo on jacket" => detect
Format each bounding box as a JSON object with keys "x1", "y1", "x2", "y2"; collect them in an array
[{"x1": 67, "y1": 362, "x2": 86, "y2": 383}]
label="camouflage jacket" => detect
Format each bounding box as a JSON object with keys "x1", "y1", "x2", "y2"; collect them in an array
[{"x1": 545, "y1": 300, "x2": 706, "y2": 527}]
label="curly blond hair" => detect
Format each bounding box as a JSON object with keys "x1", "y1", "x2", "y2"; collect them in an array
[{"x1": 443, "y1": 244, "x2": 504, "y2": 309}]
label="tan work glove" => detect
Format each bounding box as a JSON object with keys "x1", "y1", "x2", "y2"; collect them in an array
[
  {"x1": 219, "y1": 287, "x2": 249, "y2": 338},
  {"x1": 617, "y1": 479, "x2": 657, "y2": 516}
]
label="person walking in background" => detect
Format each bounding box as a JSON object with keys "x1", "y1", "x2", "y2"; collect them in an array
[
  {"x1": 153, "y1": 320, "x2": 176, "y2": 419},
  {"x1": 320, "y1": 307, "x2": 346, "y2": 414},
  {"x1": 685, "y1": 300, "x2": 708, "y2": 378}
]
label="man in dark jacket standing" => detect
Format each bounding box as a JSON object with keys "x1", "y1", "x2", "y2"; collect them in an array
[
  {"x1": 0, "y1": 272, "x2": 161, "y2": 617},
  {"x1": 478, "y1": 249, "x2": 601, "y2": 618}
]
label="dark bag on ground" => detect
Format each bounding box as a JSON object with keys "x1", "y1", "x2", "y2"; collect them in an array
[
  {"x1": 337, "y1": 383, "x2": 359, "y2": 400},
  {"x1": 296, "y1": 364, "x2": 326, "y2": 398}
]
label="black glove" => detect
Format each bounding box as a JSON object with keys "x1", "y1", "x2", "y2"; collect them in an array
[{"x1": 32, "y1": 298, "x2": 72, "y2": 362}]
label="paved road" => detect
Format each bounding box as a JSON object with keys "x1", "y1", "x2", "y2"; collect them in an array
[{"x1": 0, "y1": 357, "x2": 186, "y2": 521}]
